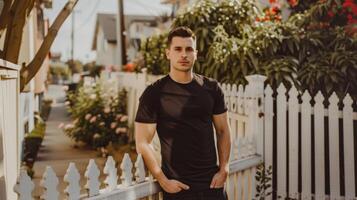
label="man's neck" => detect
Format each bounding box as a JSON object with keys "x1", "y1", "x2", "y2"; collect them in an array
[{"x1": 169, "y1": 70, "x2": 193, "y2": 84}]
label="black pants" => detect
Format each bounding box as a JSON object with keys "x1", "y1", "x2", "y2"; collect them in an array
[{"x1": 163, "y1": 188, "x2": 228, "y2": 200}]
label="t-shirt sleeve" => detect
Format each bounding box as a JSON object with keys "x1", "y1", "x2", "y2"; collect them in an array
[
  {"x1": 213, "y1": 81, "x2": 228, "y2": 115},
  {"x1": 135, "y1": 85, "x2": 158, "y2": 123}
]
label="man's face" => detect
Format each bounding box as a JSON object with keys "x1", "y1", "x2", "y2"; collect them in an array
[{"x1": 166, "y1": 36, "x2": 197, "y2": 72}]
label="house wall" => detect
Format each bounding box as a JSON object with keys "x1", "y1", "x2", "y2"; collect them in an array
[{"x1": 96, "y1": 28, "x2": 118, "y2": 67}]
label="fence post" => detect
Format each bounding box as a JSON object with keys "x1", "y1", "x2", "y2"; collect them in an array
[
  {"x1": 245, "y1": 75, "x2": 266, "y2": 159},
  {"x1": 0, "y1": 59, "x2": 21, "y2": 200}
]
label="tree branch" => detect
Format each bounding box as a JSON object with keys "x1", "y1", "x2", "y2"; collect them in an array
[
  {"x1": 3, "y1": 0, "x2": 34, "y2": 63},
  {"x1": 20, "y1": 0, "x2": 79, "y2": 91},
  {"x1": 0, "y1": 0, "x2": 13, "y2": 35}
]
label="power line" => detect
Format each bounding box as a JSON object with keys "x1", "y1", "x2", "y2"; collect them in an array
[{"x1": 130, "y1": 0, "x2": 169, "y2": 16}]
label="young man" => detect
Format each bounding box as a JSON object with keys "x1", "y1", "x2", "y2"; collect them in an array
[{"x1": 135, "y1": 26, "x2": 231, "y2": 200}]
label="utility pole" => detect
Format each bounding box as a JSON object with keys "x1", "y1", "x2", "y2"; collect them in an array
[
  {"x1": 71, "y1": 10, "x2": 75, "y2": 61},
  {"x1": 117, "y1": 0, "x2": 127, "y2": 67},
  {"x1": 70, "y1": 10, "x2": 81, "y2": 61}
]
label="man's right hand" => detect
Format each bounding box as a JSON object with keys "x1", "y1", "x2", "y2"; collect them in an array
[{"x1": 159, "y1": 179, "x2": 190, "y2": 194}]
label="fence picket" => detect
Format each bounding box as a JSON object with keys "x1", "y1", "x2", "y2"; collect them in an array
[
  {"x1": 120, "y1": 153, "x2": 133, "y2": 187},
  {"x1": 328, "y1": 93, "x2": 340, "y2": 198},
  {"x1": 277, "y1": 84, "x2": 287, "y2": 198},
  {"x1": 63, "y1": 163, "x2": 81, "y2": 200},
  {"x1": 227, "y1": 173, "x2": 235, "y2": 200},
  {"x1": 103, "y1": 156, "x2": 117, "y2": 192},
  {"x1": 251, "y1": 167, "x2": 256, "y2": 199},
  {"x1": 343, "y1": 94, "x2": 355, "y2": 199},
  {"x1": 14, "y1": 170, "x2": 34, "y2": 200},
  {"x1": 231, "y1": 84, "x2": 238, "y2": 112},
  {"x1": 288, "y1": 86, "x2": 299, "y2": 198},
  {"x1": 243, "y1": 170, "x2": 250, "y2": 200},
  {"x1": 264, "y1": 85, "x2": 273, "y2": 200},
  {"x1": 314, "y1": 92, "x2": 325, "y2": 199},
  {"x1": 237, "y1": 172, "x2": 243, "y2": 200},
  {"x1": 238, "y1": 85, "x2": 244, "y2": 114},
  {"x1": 134, "y1": 154, "x2": 146, "y2": 183},
  {"x1": 85, "y1": 159, "x2": 100, "y2": 197},
  {"x1": 226, "y1": 84, "x2": 231, "y2": 110},
  {"x1": 40, "y1": 166, "x2": 59, "y2": 200},
  {"x1": 301, "y1": 91, "x2": 312, "y2": 199}
]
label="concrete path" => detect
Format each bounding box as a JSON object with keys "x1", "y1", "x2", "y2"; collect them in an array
[{"x1": 32, "y1": 85, "x2": 106, "y2": 199}]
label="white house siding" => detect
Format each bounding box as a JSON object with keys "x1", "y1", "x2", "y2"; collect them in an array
[{"x1": 96, "y1": 28, "x2": 118, "y2": 67}]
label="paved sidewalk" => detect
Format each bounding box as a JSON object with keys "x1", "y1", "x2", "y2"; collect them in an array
[{"x1": 32, "y1": 85, "x2": 106, "y2": 199}]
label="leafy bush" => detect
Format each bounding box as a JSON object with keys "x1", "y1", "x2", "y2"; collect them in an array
[
  {"x1": 141, "y1": 0, "x2": 357, "y2": 100},
  {"x1": 23, "y1": 115, "x2": 47, "y2": 172},
  {"x1": 139, "y1": 33, "x2": 170, "y2": 75},
  {"x1": 49, "y1": 64, "x2": 71, "y2": 82},
  {"x1": 62, "y1": 80, "x2": 129, "y2": 150},
  {"x1": 40, "y1": 97, "x2": 53, "y2": 121}
]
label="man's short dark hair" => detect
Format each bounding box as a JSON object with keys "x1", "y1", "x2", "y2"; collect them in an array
[{"x1": 167, "y1": 26, "x2": 196, "y2": 46}]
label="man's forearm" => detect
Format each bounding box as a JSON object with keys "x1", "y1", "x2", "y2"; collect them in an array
[
  {"x1": 216, "y1": 130, "x2": 231, "y2": 172},
  {"x1": 136, "y1": 143, "x2": 168, "y2": 183}
]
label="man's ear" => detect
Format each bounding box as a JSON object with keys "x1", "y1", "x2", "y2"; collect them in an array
[{"x1": 165, "y1": 48, "x2": 170, "y2": 59}]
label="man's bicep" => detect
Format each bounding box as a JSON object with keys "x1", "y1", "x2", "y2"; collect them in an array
[
  {"x1": 212, "y1": 112, "x2": 229, "y2": 134},
  {"x1": 135, "y1": 122, "x2": 157, "y2": 143}
]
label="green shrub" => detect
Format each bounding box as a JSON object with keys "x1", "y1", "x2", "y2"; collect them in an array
[
  {"x1": 141, "y1": 0, "x2": 357, "y2": 100},
  {"x1": 62, "y1": 80, "x2": 129, "y2": 149}
]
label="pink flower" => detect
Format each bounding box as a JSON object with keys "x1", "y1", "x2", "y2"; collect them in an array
[
  {"x1": 104, "y1": 107, "x2": 111, "y2": 113},
  {"x1": 90, "y1": 116, "x2": 97, "y2": 123},
  {"x1": 116, "y1": 114, "x2": 123, "y2": 120},
  {"x1": 64, "y1": 123, "x2": 74, "y2": 130},
  {"x1": 116, "y1": 127, "x2": 127, "y2": 134},
  {"x1": 110, "y1": 122, "x2": 117, "y2": 129},
  {"x1": 85, "y1": 114, "x2": 92, "y2": 120},
  {"x1": 101, "y1": 147, "x2": 107, "y2": 153},
  {"x1": 58, "y1": 123, "x2": 64, "y2": 129},
  {"x1": 115, "y1": 127, "x2": 121, "y2": 134},
  {"x1": 62, "y1": 86, "x2": 69, "y2": 91},
  {"x1": 120, "y1": 115, "x2": 128, "y2": 122}
]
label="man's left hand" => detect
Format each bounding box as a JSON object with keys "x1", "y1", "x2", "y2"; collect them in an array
[{"x1": 210, "y1": 169, "x2": 228, "y2": 188}]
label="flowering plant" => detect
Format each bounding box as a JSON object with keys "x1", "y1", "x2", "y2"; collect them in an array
[{"x1": 62, "y1": 80, "x2": 128, "y2": 150}]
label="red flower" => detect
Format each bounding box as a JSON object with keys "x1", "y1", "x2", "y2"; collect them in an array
[
  {"x1": 288, "y1": 0, "x2": 298, "y2": 7},
  {"x1": 270, "y1": 6, "x2": 281, "y2": 15},
  {"x1": 269, "y1": 0, "x2": 277, "y2": 4},
  {"x1": 328, "y1": 11, "x2": 334, "y2": 17},
  {"x1": 347, "y1": 14, "x2": 353, "y2": 21},
  {"x1": 342, "y1": 0, "x2": 353, "y2": 7}
]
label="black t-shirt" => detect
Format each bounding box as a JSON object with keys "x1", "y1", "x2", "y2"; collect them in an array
[{"x1": 135, "y1": 73, "x2": 227, "y2": 191}]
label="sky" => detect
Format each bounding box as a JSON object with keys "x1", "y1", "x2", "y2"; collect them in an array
[{"x1": 44, "y1": 0, "x2": 172, "y2": 63}]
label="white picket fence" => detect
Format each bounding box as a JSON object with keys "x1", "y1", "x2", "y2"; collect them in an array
[
  {"x1": 14, "y1": 72, "x2": 266, "y2": 199},
  {"x1": 15, "y1": 152, "x2": 261, "y2": 199},
  {"x1": 262, "y1": 84, "x2": 357, "y2": 200},
  {"x1": 13, "y1": 71, "x2": 357, "y2": 199}
]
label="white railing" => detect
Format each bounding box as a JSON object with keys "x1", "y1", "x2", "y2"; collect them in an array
[{"x1": 263, "y1": 84, "x2": 357, "y2": 200}]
